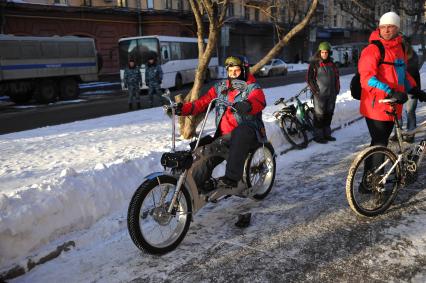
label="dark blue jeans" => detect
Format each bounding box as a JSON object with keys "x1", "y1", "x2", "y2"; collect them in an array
[{"x1": 405, "y1": 94, "x2": 418, "y2": 131}]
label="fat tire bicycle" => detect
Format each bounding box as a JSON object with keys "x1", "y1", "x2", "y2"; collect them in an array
[
  {"x1": 273, "y1": 85, "x2": 315, "y2": 149},
  {"x1": 127, "y1": 84, "x2": 276, "y2": 254},
  {"x1": 346, "y1": 98, "x2": 426, "y2": 217}
]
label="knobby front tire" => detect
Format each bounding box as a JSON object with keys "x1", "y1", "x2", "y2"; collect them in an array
[
  {"x1": 127, "y1": 175, "x2": 192, "y2": 254},
  {"x1": 346, "y1": 146, "x2": 401, "y2": 217}
]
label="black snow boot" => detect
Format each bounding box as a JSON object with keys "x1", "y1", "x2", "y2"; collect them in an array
[
  {"x1": 235, "y1": 213, "x2": 251, "y2": 228},
  {"x1": 216, "y1": 176, "x2": 238, "y2": 189}
]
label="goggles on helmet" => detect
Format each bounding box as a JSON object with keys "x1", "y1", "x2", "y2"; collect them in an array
[{"x1": 225, "y1": 56, "x2": 243, "y2": 69}]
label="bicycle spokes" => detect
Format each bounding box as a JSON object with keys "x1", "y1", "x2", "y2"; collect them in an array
[{"x1": 346, "y1": 146, "x2": 401, "y2": 217}]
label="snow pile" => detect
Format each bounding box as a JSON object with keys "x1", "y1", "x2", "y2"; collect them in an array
[{"x1": 0, "y1": 67, "x2": 424, "y2": 272}]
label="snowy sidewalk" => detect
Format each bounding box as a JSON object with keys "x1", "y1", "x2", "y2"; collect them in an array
[
  {"x1": 1, "y1": 67, "x2": 425, "y2": 279},
  {"x1": 10, "y1": 106, "x2": 426, "y2": 283}
]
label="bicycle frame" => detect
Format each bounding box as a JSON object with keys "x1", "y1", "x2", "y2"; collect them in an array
[
  {"x1": 273, "y1": 85, "x2": 313, "y2": 128},
  {"x1": 377, "y1": 99, "x2": 426, "y2": 185},
  {"x1": 161, "y1": 90, "x2": 257, "y2": 215}
]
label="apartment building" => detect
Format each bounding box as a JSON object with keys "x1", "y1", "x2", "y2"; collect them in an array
[
  {"x1": 0, "y1": 0, "x2": 195, "y2": 74},
  {"x1": 0, "y1": 0, "x2": 422, "y2": 74}
]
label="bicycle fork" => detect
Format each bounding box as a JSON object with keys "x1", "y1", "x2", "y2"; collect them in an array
[{"x1": 167, "y1": 170, "x2": 188, "y2": 214}]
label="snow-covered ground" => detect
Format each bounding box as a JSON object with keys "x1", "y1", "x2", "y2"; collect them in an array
[{"x1": 1, "y1": 66, "x2": 425, "y2": 282}]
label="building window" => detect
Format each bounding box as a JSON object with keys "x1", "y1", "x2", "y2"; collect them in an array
[
  {"x1": 147, "y1": 0, "x2": 153, "y2": 9},
  {"x1": 165, "y1": 0, "x2": 172, "y2": 9},
  {"x1": 244, "y1": 6, "x2": 250, "y2": 20},
  {"x1": 177, "y1": 0, "x2": 183, "y2": 10},
  {"x1": 53, "y1": 0, "x2": 67, "y2": 4},
  {"x1": 254, "y1": 9, "x2": 259, "y2": 21},
  {"x1": 333, "y1": 15, "x2": 337, "y2": 27},
  {"x1": 117, "y1": 0, "x2": 127, "y2": 7},
  {"x1": 270, "y1": 7, "x2": 277, "y2": 20},
  {"x1": 227, "y1": 3, "x2": 234, "y2": 17},
  {"x1": 82, "y1": 0, "x2": 91, "y2": 6}
]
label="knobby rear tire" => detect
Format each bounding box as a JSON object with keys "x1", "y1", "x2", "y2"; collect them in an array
[
  {"x1": 346, "y1": 146, "x2": 401, "y2": 217},
  {"x1": 280, "y1": 114, "x2": 308, "y2": 149}
]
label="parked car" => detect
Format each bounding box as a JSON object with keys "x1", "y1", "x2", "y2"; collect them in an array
[{"x1": 257, "y1": 59, "x2": 288, "y2": 77}]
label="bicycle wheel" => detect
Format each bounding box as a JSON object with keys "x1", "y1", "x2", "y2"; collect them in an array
[
  {"x1": 280, "y1": 114, "x2": 308, "y2": 149},
  {"x1": 245, "y1": 143, "x2": 276, "y2": 200},
  {"x1": 346, "y1": 146, "x2": 401, "y2": 217},
  {"x1": 305, "y1": 107, "x2": 315, "y2": 131},
  {"x1": 127, "y1": 175, "x2": 192, "y2": 254}
]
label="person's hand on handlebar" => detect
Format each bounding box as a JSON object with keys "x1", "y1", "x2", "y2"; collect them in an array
[
  {"x1": 164, "y1": 102, "x2": 183, "y2": 116},
  {"x1": 387, "y1": 90, "x2": 408, "y2": 104},
  {"x1": 232, "y1": 101, "x2": 252, "y2": 114}
]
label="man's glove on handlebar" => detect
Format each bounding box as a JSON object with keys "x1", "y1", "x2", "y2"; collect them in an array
[
  {"x1": 232, "y1": 101, "x2": 252, "y2": 114},
  {"x1": 166, "y1": 102, "x2": 183, "y2": 116},
  {"x1": 387, "y1": 90, "x2": 408, "y2": 104}
]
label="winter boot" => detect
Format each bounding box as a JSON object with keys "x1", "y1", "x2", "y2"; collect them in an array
[
  {"x1": 323, "y1": 126, "x2": 336, "y2": 141},
  {"x1": 216, "y1": 176, "x2": 238, "y2": 189},
  {"x1": 128, "y1": 103, "x2": 133, "y2": 111},
  {"x1": 313, "y1": 128, "x2": 327, "y2": 144},
  {"x1": 324, "y1": 135, "x2": 336, "y2": 141},
  {"x1": 235, "y1": 213, "x2": 251, "y2": 228}
]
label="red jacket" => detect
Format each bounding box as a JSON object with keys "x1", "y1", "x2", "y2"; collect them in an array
[
  {"x1": 181, "y1": 73, "x2": 266, "y2": 135},
  {"x1": 359, "y1": 30, "x2": 416, "y2": 121}
]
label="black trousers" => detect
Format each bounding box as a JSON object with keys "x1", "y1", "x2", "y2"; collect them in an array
[
  {"x1": 226, "y1": 124, "x2": 259, "y2": 181},
  {"x1": 364, "y1": 117, "x2": 394, "y2": 173},
  {"x1": 313, "y1": 94, "x2": 336, "y2": 138},
  {"x1": 193, "y1": 124, "x2": 259, "y2": 186},
  {"x1": 365, "y1": 118, "x2": 394, "y2": 147}
]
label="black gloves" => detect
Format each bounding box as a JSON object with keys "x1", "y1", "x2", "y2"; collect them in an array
[
  {"x1": 410, "y1": 88, "x2": 426, "y2": 102},
  {"x1": 387, "y1": 90, "x2": 408, "y2": 104},
  {"x1": 165, "y1": 102, "x2": 183, "y2": 116},
  {"x1": 232, "y1": 101, "x2": 252, "y2": 114}
]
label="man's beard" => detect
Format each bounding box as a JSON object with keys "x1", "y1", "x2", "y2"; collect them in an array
[{"x1": 228, "y1": 71, "x2": 246, "y2": 83}]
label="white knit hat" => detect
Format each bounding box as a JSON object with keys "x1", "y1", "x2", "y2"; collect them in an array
[{"x1": 379, "y1": 11, "x2": 400, "y2": 28}]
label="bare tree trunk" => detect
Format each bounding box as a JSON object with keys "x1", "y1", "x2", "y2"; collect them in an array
[{"x1": 181, "y1": 0, "x2": 228, "y2": 139}]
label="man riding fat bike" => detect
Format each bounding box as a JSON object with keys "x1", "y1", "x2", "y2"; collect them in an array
[{"x1": 173, "y1": 55, "x2": 267, "y2": 191}]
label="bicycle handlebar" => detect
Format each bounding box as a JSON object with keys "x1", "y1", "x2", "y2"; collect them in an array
[{"x1": 274, "y1": 85, "x2": 310, "y2": 106}]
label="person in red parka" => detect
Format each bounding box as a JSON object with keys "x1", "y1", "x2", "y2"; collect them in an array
[
  {"x1": 358, "y1": 11, "x2": 417, "y2": 193},
  {"x1": 174, "y1": 55, "x2": 267, "y2": 190}
]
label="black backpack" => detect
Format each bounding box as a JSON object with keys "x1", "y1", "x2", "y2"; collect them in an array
[{"x1": 350, "y1": 40, "x2": 404, "y2": 100}]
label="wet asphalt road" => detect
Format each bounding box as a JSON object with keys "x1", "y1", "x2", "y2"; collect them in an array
[{"x1": 0, "y1": 67, "x2": 356, "y2": 135}]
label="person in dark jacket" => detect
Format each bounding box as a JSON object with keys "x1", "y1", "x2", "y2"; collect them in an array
[
  {"x1": 401, "y1": 36, "x2": 423, "y2": 142},
  {"x1": 307, "y1": 41, "x2": 340, "y2": 143},
  {"x1": 123, "y1": 58, "x2": 142, "y2": 110},
  {"x1": 174, "y1": 55, "x2": 266, "y2": 190},
  {"x1": 145, "y1": 53, "x2": 163, "y2": 107}
]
